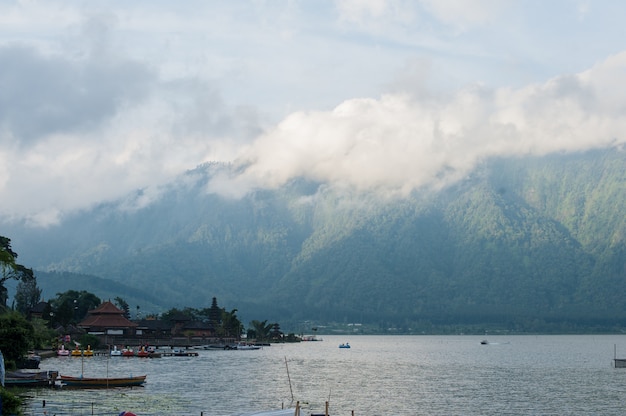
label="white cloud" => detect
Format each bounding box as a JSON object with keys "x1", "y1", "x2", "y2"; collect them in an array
[
  {"x1": 1, "y1": 0, "x2": 626, "y2": 227},
  {"x1": 336, "y1": 0, "x2": 415, "y2": 26},
  {"x1": 215, "y1": 51, "x2": 626, "y2": 198},
  {"x1": 419, "y1": 0, "x2": 508, "y2": 29}
]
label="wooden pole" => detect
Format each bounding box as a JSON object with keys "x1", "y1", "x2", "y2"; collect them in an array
[
  {"x1": 325, "y1": 401, "x2": 329, "y2": 416},
  {"x1": 285, "y1": 357, "x2": 294, "y2": 404}
]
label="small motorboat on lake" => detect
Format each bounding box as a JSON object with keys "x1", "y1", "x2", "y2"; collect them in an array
[
  {"x1": 234, "y1": 342, "x2": 262, "y2": 350},
  {"x1": 169, "y1": 347, "x2": 199, "y2": 356}
]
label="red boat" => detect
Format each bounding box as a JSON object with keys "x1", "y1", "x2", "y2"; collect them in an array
[{"x1": 136, "y1": 347, "x2": 150, "y2": 358}]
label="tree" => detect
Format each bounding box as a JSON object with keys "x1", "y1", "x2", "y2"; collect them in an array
[
  {"x1": 29, "y1": 316, "x2": 56, "y2": 349},
  {"x1": 53, "y1": 299, "x2": 75, "y2": 328},
  {"x1": 15, "y1": 277, "x2": 42, "y2": 315},
  {"x1": 0, "y1": 235, "x2": 36, "y2": 308},
  {"x1": 114, "y1": 297, "x2": 131, "y2": 319},
  {"x1": 0, "y1": 388, "x2": 22, "y2": 415},
  {"x1": 161, "y1": 307, "x2": 191, "y2": 322},
  {"x1": 220, "y1": 308, "x2": 243, "y2": 339},
  {"x1": 49, "y1": 290, "x2": 101, "y2": 327},
  {"x1": 249, "y1": 319, "x2": 274, "y2": 341},
  {"x1": 0, "y1": 311, "x2": 34, "y2": 367}
]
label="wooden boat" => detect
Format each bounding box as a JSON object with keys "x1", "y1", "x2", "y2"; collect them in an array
[
  {"x1": 4, "y1": 370, "x2": 58, "y2": 388},
  {"x1": 59, "y1": 374, "x2": 146, "y2": 388}
]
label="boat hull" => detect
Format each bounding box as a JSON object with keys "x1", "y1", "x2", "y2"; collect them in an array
[
  {"x1": 5, "y1": 370, "x2": 58, "y2": 388},
  {"x1": 59, "y1": 375, "x2": 146, "y2": 388},
  {"x1": 614, "y1": 359, "x2": 626, "y2": 368}
]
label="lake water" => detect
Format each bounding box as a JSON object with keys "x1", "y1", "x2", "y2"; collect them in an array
[{"x1": 19, "y1": 335, "x2": 626, "y2": 415}]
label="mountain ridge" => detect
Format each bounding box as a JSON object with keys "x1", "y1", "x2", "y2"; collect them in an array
[{"x1": 4, "y1": 148, "x2": 626, "y2": 331}]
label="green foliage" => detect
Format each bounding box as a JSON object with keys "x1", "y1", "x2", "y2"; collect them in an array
[
  {"x1": 114, "y1": 296, "x2": 131, "y2": 318},
  {"x1": 248, "y1": 319, "x2": 274, "y2": 341},
  {"x1": 160, "y1": 299, "x2": 242, "y2": 339},
  {"x1": 0, "y1": 235, "x2": 36, "y2": 309},
  {"x1": 160, "y1": 307, "x2": 189, "y2": 322},
  {"x1": 29, "y1": 317, "x2": 56, "y2": 349},
  {"x1": 0, "y1": 387, "x2": 23, "y2": 415},
  {"x1": 219, "y1": 308, "x2": 242, "y2": 338},
  {"x1": 0, "y1": 311, "x2": 34, "y2": 365},
  {"x1": 48, "y1": 290, "x2": 101, "y2": 327},
  {"x1": 14, "y1": 278, "x2": 42, "y2": 315},
  {"x1": 78, "y1": 333, "x2": 101, "y2": 349}
]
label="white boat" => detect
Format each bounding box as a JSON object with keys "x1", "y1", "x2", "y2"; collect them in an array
[
  {"x1": 237, "y1": 409, "x2": 296, "y2": 416},
  {"x1": 110, "y1": 346, "x2": 122, "y2": 356},
  {"x1": 235, "y1": 342, "x2": 261, "y2": 350}
]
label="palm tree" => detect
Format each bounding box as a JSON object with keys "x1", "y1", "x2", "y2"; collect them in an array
[
  {"x1": 249, "y1": 319, "x2": 274, "y2": 342},
  {"x1": 220, "y1": 309, "x2": 243, "y2": 340}
]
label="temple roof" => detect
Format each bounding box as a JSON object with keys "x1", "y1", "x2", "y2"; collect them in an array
[
  {"x1": 88, "y1": 301, "x2": 126, "y2": 315},
  {"x1": 78, "y1": 301, "x2": 137, "y2": 328}
]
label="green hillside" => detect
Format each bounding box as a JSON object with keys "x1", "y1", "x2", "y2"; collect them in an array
[{"x1": 6, "y1": 148, "x2": 626, "y2": 332}]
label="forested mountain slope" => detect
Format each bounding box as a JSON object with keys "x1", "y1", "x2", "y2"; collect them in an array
[{"x1": 5, "y1": 148, "x2": 626, "y2": 331}]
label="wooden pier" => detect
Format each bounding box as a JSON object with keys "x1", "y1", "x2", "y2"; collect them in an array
[{"x1": 160, "y1": 351, "x2": 199, "y2": 357}]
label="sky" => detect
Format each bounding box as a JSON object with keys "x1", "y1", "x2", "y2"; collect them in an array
[{"x1": 1, "y1": 0, "x2": 626, "y2": 227}]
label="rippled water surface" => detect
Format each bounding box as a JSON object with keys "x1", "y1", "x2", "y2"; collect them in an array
[{"x1": 20, "y1": 335, "x2": 626, "y2": 415}]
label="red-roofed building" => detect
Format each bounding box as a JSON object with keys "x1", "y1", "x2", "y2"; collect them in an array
[{"x1": 78, "y1": 301, "x2": 138, "y2": 337}]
